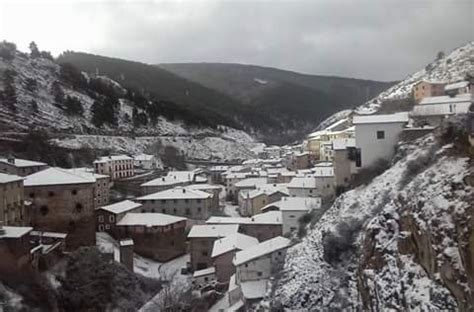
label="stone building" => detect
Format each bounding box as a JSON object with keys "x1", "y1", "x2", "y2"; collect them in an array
[
  {"x1": 188, "y1": 224, "x2": 239, "y2": 271},
  {"x1": 96, "y1": 200, "x2": 142, "y2": 235},
  {"x1": 24, "y1": 167, "x2": 96, "y2": 249},
  {"x1": 0, "y1": 173, "x2": 25, "y2": 226},
  {"x1": 187, "y1": 183, "x2": 222, "y2": 213},
  {"x1": 136, "y1": 187, "x2": 213, "y2": 220},
  {"x1": 229, "y1": 236, "x2": 291, "y2": 308},
  {"x1": 211, "y1": 233, "x2": 258, "y2": 283},
  {"x1": 116, "y1": 213, "x2": 187, "y2": 262},
  {"x1": 66, "y1": 168, "x2": 110, "y2": 207},
  {"x1": 93, "y1": 155, "x2": 134, "y2": 180},
  {"x1": 207, "y1": 211, "x2": 283, "y2": 242},
  {"x1": 0, "y1": 225, "x2": 34, "y2": 282},
  {"x1": 412, "y1": 80, "x2": 446, "y2": 103},
  {"x1": 0, "y1": 157, "x2": 48, "y2": 176}
]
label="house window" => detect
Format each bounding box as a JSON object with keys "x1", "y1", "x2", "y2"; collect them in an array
[
  {"x1": 71, "y1": 189, "x2": 77, "y2": 195},
  {"x1": 105, "y1": 224, "x2": 110, "y2": 230},
  {"x1": 98, "y1": 215, "x2": 104, "y2": 223},
  {"x1": 29, "y1": 192, "x2": 35, "y2": 198},
  {"x1": 185, "y1": 208, "x2": 191, "y2": 215},
  {"x1": 204, "y1": 277, "x2": 208, "y2": 282},
  {"x1": 376, "y1": 130, "x2": 385, "y2": 139},
  {"x1": 48, "y1": 191, "x2": 55, "y2": 197},
  {"x1": 98, "y1": 224, "x2": 105, "y2": 232},
  {"x1": 245, "y1": 264, "x2": 248, "y2": 268},
  {"x1": 109, "y1": 215, "x2": 115, "y2": 223},
  {"x1": 257, "y1": 272, "x2": 262, "y2": 277},
  {"x1": 202, "y1": 251, "x2": 208, "y2": 256},
  {"x1": 40, "y1": 205, "x2": 49, "y2": 216},
  {"x1": 75, "y1": 203, "x2": 83, "y2": 213}
]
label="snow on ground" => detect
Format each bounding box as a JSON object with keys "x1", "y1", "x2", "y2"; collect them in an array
[
  {"x1": 223, "y1": 202, "x2": 241, "y2": 218},
  {"x1": 209, "y1": 292, "x2": 230, "y2": 312},
  {"x1": 0, "y1": 282, "x2": 25, "y2": 310},
  {"x1": 274, "y1": 133, "x2": 470, "y2": 310},
  {"x1": 356, "y1": 42, "x2": 474, "y2": 114},
  {"x1": 54, "y1": 132, "x2": 258, "y2": 162}
]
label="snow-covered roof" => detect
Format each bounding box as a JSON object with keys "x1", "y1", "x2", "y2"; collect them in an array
[
  {"x1": 240, "y1": 279, "x2": 269, "y2": 299},
  {"x1": 418, "y1": 93, "x2": 472, "y2": 105},
  {"x1": 120, "y1": 239, "x2": 134, "y2": 246},
  {"x1": 206, "y1": 211, "x2": 282, "y2": 225},
  {"x1": 353, "y1": 112, "x2": 409, "y2": 125},
  {"x1": 94, "y1": 155, "x2": 133, "y2": 163},
  {"x1": 0, "y1": 226, "x2": 33, "y2": 239},
  {"x1": 233, "y1": 236, "x2": 291, "y2": 266},
  {"x1": 137, "y1": 187, "x2": 212, "y2": 200},
  {"x1": 0, "y1": 158, "x2": 47, "y2": 168},
  {"x1": 444, "y1": 80, "x2": 469, "y2": 91},
  {"x1": 192, "y1": 266, "x2": 216, "y2": 278},
  {"x1": 187, "y1": 183, "x2": 222, "y2": 191},
  {"x1": 325, "y1": 118, "x2": 349, "y2": 131},
  {"x1": 209, "y1": 165, "x2": 229, "y2": 172},
  {"x1": 225, "y1": 172, "x2": 251, "y2": 179},
  {"x1": 133, "y1": 154, "x2": 155, "y2": 161},
  {"x1": 117, "y1": 213, "x2": 186, "y2": 227},
  {"x1": 188, "y1": 224, "x2": 239, "y2": 238},
  {"x1": 98, "y1": 200, "x2": 142, "y2": 214},
  {"x1": 66, "y1": 167, "x2": 109, "y2": 179},
  {"x1": 211, "y1": 233, "x2": 259, "y2": 258},
  {"x1": 262, "y1": 197, "x2": 321, "y2": 212},
  {"x1": 0, "y1": 173, "x2": 23, "y2": 184},
  {"x1": 141, "y1": 171, "x2": 201, "y2": 187},
  {"x1": 332, "y1": 138, "x2": 356, "y2": 151},
  {"x1": 29, "y1": 231, "x2": 67, "y2": 239},
  {"x1": 234, "y1": 177, "x2": 267, "y2": 188},
  {"x1": 287, "y1": 177, "x2": 317, "y2": 189},
  {"x1": 24, "y1": 167, "x2": 96, "y2": 187},
  {"x1": 310, "y1": 166, "x2": 334, "y2": 177}
]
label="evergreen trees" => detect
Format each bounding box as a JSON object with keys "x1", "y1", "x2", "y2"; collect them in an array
[
  {"x1": 51, "y1": 80, "x2": 65, "y2": 107},
  {"x1": 0, "y1": 40, "x2": 16, "y2": 61},
  {"x1": 91, "y1": 97, "x2": 118, "y2": 127},
  {"x1": 29, "y1": 41, "x2": 41, "y2": 58},
  {"x1": 2, "y1": 69, "x2": 17, "y2": 112},
  {"x1": 64, "y1": 96, "x2": 84, "y2": 116}
]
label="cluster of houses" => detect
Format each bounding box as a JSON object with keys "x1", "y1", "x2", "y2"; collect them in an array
[{"x1": 0, "y1": 77, "x2": 472, "y2": 310}]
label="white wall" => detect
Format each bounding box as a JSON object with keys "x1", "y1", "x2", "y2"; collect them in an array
[
  {"x1": 282, "y1": 210, "x2": 307, "y2": 235},
  {"x1": 355, "y1": 122, "x2": 405, "y2": 168},
  {"x1": 235, "y1": 249, "x2": 287, "y2": 283}
]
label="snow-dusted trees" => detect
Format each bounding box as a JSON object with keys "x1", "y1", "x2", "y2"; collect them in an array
[
  {"x1": 0, "y1": 40, "x2": 16, "y2": 61},
  {"x1": 1, "y1": 69, "x2": 17, "y2": 112},
  {"x1": 29, "y1": 41, "x2": 40, "y2": 58}
]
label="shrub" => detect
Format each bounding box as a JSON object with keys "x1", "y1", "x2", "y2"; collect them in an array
[
  {"x1": 0, "y1": 40, "x2": 16, "y2": 61},
  {"x1": 64, "y1": 96, "x2": 84, "y2": 116},
  {"x1": 351, "y1": 158, "x2": 390, "y2": 187},
  {"x1": 322, "y1": 218, "x2": 364, "y2": 265}
]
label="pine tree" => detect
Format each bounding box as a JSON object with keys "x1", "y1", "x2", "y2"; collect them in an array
[
  {"x1": 29, "y1": 41, "x2": 40, "y2": 58},
  {"x1": 51, "y1": 81, "x2": 64, "y2": 107},
  {"x1": 2, "y1": 69, "x2": 17, "y2": 112},
  {"x1": 64, "y1": 96, "x2": 84, "y2": 116}
]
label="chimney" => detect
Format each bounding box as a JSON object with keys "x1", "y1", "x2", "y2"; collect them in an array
[
  {"x1": 115, "y1": 239, "x2": 134, "y2": 272},
  {"x1": 7, "y1": 155, "x2": 15, "y2": 164}
]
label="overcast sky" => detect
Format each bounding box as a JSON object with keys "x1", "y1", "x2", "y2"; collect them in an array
[{"x1": 0, "y1": 0, "x2": 472, "y2": 81}]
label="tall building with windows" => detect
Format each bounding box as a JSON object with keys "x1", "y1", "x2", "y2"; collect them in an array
[
  {"x1": 24, "y1": 167, "x2": 96, "y2": 249},
  {"x1": 0, "y1": 173, "x2": 25, "y2": 226}
]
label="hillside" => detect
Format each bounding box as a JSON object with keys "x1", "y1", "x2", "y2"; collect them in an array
[
  {"x1": 356, "y1": 42, "x2": 474, "y2": 115},
  {"x1": 0, "y1": 41, "x2": 260, "y2": 162},
  {"x1": 160, "y1": 63, "x2": 394, "y2": 139},
  {"x1": 272, "y1": 117, "x2": 473, "y2": 310},
  {"x1": 57, "y1": 52, "x2": 393, "y2": 143}
]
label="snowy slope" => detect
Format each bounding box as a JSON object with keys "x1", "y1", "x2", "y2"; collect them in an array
[
  {"x1": 0, "y1": 45, "x2": 260, "y2": 162},
  {"x1": 357, "y1": 42, "x2": 474, "y2": 114},
  {"x1": 273, "y1": 127, "x2": 473, "y2": 310}
]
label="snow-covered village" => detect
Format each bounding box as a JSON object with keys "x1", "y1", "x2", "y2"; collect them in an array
[{"x1": 0, "y1": 1, "x2": 473, "y2": 311}]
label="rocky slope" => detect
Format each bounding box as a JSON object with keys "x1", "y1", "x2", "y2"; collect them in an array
[{"x1": 273, "y1": 117, "x2": 473, "y2": 310}]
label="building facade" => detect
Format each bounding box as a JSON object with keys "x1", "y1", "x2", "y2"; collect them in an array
[
  {"x1": 413, "y1": 80, "x2": 446, "y2": 103},
  {"x1": 0, "y1": 173, "x2": 25, "y2": 226},
  {"x1": 136, "y1": 187, "x2": 213, "y2": 220},
  {"x1": 24, "y1": 168, "x2": 96, "y2": 249},
  {"x1": 94, "y1": 155, "x2": 134, "y2": 180},
  {"x1": 354, "y1": 112, "x2": 409, "y2": 169},
  {"x1": 0, "y1": 157, "x2": 48, "y2": 176}
]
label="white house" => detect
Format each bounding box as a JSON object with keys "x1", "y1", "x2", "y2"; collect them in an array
[
  {"x1": 192, "y1": 266, "x2": 216, "y2": 288},
  {"x1": 261, "y1": 196, "x2": 321, "y2": 235},
  {"x1": 93, "y1": 155, "x2": 134, "y2": 180},
  {"x1": 353, "y1": 112, "x2": 409, "y2": 169},
  {"x1": 229, "y1": 236, "x2": 291, "y2": 307},
  {"x1": 411, "y1": 93, "x2": 473, "y2": 126},
  {"x1": 133, "y1": 154, "x2": 161, "y2": 170}
]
